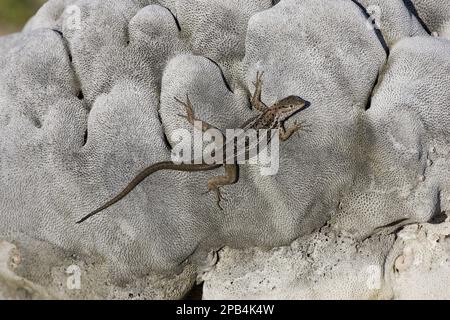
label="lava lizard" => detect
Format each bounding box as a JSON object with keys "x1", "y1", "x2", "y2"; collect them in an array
[{"x1": 77, "y1": 71, "x2": 310, "y2": 223}]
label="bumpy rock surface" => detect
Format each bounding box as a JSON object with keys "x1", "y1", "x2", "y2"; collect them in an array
[
  {"x1": 387, "y1": 220, "x2": 450, "y2": 299},
  {"x1": 0, "y1": 241, "x2": 55, "y2": 299},
  {"x1": 0, "y1": 0, "x2": 449, "y2": 299},
  {"x1": 411, "y1": 0, "x2": 450, "y2": 38},
  {"x1": 203, "y1": 220, "x2": 450, "y2": 299}
]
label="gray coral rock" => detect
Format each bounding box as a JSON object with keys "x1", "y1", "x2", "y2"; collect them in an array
[
  {"x1": 0, "y1": 0, "x2": 449, "y2": 299},
  {"x1": 357, "y1": 0, "x2": 428, "y2": 46},
  {"x1": 411, "y1": 0, "x2": 450, "y2": 38}
]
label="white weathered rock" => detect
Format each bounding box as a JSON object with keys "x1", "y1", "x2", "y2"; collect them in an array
[
  {"x1": 0, "y1": 238, "x2": 196, "y2": 299},
  {"x1": 0, "y1": 0, "x2": 449, "y2": 299},
  {"x1": 0, "y1": 241, "x2": 55, "y2": 299},
  {"x1": 202, "y1": 226, "x2": 395, "y2": 300},
  {"x1": 386, "y1": 220, "x2": 450, "y2": 299},
  {"x1": 203, "y1": 220, "x2": 450, "y2": 300}
]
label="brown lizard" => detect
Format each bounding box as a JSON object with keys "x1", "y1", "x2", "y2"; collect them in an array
[{"x1": 76, "y1": 72, "x2": 310, "y2": 223}]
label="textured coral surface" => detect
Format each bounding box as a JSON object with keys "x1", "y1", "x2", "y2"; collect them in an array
[{"x1": 0, "y1": 0, "x2": 449, "y2": 299}]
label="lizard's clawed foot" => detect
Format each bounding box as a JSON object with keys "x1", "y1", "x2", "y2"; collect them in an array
[
  {"x1": 174, "y1": 94, "x2": 195, "y2": 123},
  {"x1": 292, "y1": 121, "x2": 311, "y2": 139},
  {"x1": 202, "y1": 186, "x2": 226, "y2": 210},
  {"x1": 252, "y1": 71, "x2": 264, "y2": 87},
  {"x1": 292, "y1": 120, "x2": 312, "y2": 134},
  {"x1": 280, "y1": 120, "x2": 312, "y2": 141}
]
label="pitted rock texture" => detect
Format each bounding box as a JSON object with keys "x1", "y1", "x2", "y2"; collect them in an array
[
  {"x1": 203, "y1": 220, "x2": 450, "y2": 300},
  {"x1": 0, "y1": 238, "x2": 196, "y2": 299},
  {"x1": 0, "y1": 241, "x2": 55, "y2": 299},
  {"x1": 387, "y1": 220, "x2": 450, "y2": 299},
  {"x1": 0, "y1": 0, "x2": 449, "y2": 298},
  {"x1": 202, "y1": 227, "x2": 396, "y2": 300}
]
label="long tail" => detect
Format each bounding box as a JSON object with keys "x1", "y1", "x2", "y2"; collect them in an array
[{"x1": 76, "y1": 162, "x2": 221, "y2": 224}]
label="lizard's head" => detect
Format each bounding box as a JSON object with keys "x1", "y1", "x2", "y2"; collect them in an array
[{"x1": 274, "y1": 95, "x2": 310, "y2": 121}]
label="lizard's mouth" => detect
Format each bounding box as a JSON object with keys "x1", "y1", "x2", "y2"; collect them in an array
[
  {"x1": 291, "y1": 98, "x2": 311, "y2": 115},
  {"x1": 287, "y1": 98, "x2": 311, "y2": 119}
]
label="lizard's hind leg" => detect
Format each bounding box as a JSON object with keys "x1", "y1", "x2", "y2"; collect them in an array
[
  {"x1": 206, "y1": 164, "x2": 238, "y2": 210},
  {"x1": 175, "y1": 94, "x2": 236, "y2": 210}
]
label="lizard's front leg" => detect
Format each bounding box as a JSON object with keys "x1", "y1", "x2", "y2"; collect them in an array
[
  {"x1": 251, "y1": 71, "x2": 268, "y2": 112},
  {"x1": 279, "y1": 120, "x2": 311, "y2": 141},
  {"x1": 206, "y1": 164, "x2": 238, "y2": 210}
]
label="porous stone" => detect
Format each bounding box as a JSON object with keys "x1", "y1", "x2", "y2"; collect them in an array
[{"x1": 1, "y1": 0, "x2": 449, "y2": 299}]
